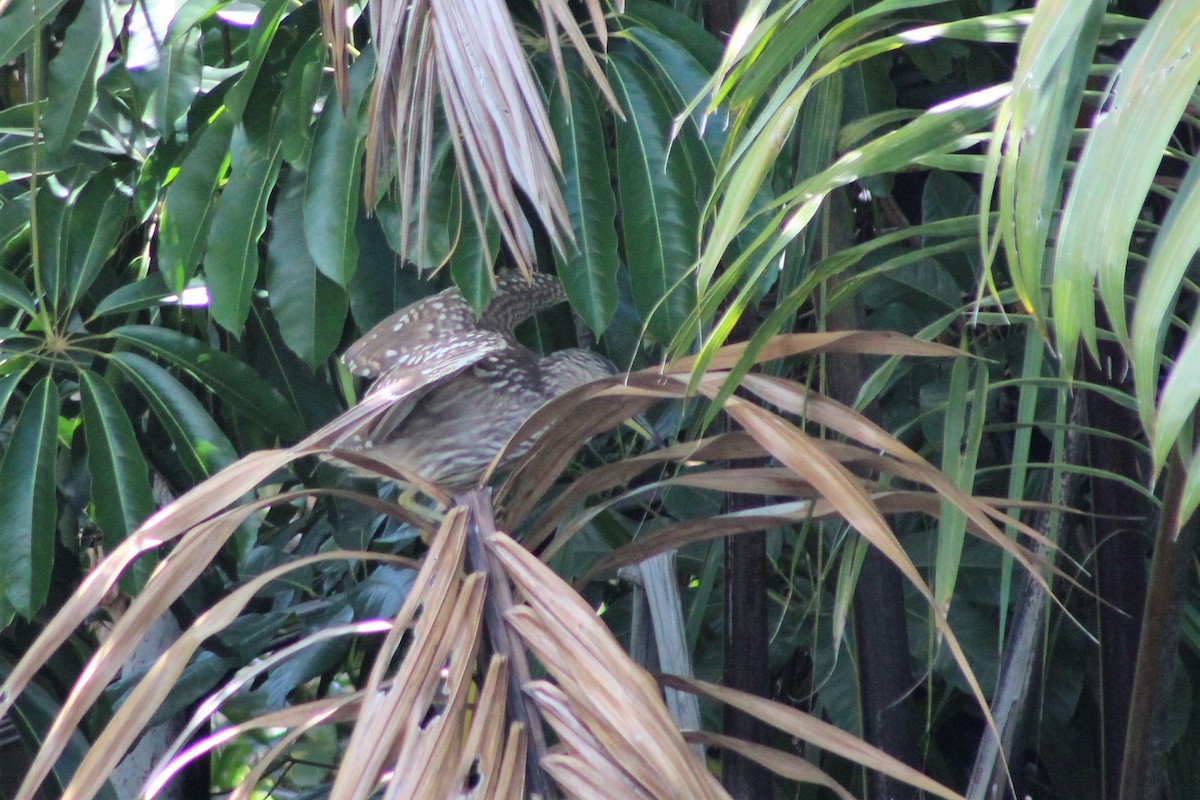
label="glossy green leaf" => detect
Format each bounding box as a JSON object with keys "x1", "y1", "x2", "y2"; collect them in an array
[
  {"x1": 0, "y1": 102, "x2": 35, "y2": 133},
  {"x1": 277, "y1": 34, "x2": 326, "y2": 164},
  {"x1": 90, "y1": 273, "x2": 171, "y2": 319},
  {"x1": 304, "y1": 49, "x2": 374, "y2": 286},
  {"x1": 110, "y1": 325, "x2": 303, "y2": 440},
  {"x1": 41, "y1": 0, "x2": 117, "y2": 154},
  {"x1": 0, "y1": 370, "x2": 27, "y2": 420},
  {"x1": 223, "y1": 0, "x2": 291, "y2": 121},
  {"x1": 0, "y1": 377, "x2": 59, "y2": 617},
  {"x1": 0, "y1": 0, "x2": 72, "y2": 64},
  {"x1": 449, "y1": 212, "x2": 498, "y2": 316},
  {"x1": 550, "y1": 67, "x2": 618, "y2": 336},
  {"x1": 266, "y1": 167, "x2": 347, "y2": 366},
  {"x1": 349, "y1": 217, "x2": 427, "y2": 331},
  {"x1": 620, "y1": 0, "x2": 724, "y2": 72},
  {"x1": 625, "y1": 27, "x2": 724, "y2": 169},
  {"x1": 158, "y1": 112, "x2": 234, "y2": 291},
  {"x1": 164, "y1": 0, "x2": 225, "y2": 44},
  {"x1": 79, "y1": 370, "x2": 155, "y2": 546},
  {"x1": 0, "y1": 142, "x2": 110, "y2": 182},
  {"x1": 0, "y1": 192, "x2": 30, "y2": 244},
  {"x1": 608, "y1": 52, "x2": 699, "y2": 344},
  {"x1": 154, "y1": 28, "x2": 203, "y2": 135},
  {"x1": 204, "y1": 124, "x2": 283, "y2": 334},
  {"x1": 65, "y1": 168, "x2": 131, "y2": 308},
  {"x1": 109, "y1": 352, "x2": 237, "y2": 480},
  {"x1": 33, "y1": 183, "x2": 68, "y2": 313},
  {"x1": 0, "y1": 268, "x2": 36, "y2": 315},
  {"x1": 388, "y1": 140, "x2": 455, "y2": 268}
]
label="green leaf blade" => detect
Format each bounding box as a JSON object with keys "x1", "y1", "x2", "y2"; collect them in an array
[
  {"x1": 109, "y1": 351, "x2": 238, "y2": 480},
  {"x1": 79, "y1": 370, "x2": 156, "y2": 547},
  {"x1": 41, "y1": 0, "x2": 116, "y2": 154},
  {"x1": 204, "y1": 125, "x2": 283, "y2": 334},
  {"x1": 266, "y1": 168, "x2": 348, "y2": 366},
  {"x1": 304, "y1": 50, "x2": 375, "y2": 286},
  {"x1": 110, "y1": 325, "x2": 303, "y2": 440},
  {"x1": 158, "y1": 113, "x2": 235, "y2": 291},
  {"x1": 0, "y1": 377, "x2": 59, "y2": 617},
  {"x1": 551, "y1": 68, "x2": 619, "y2": 337},
  {"x1": 608, "y1": 52, "x2": 700, "y2": 344}
]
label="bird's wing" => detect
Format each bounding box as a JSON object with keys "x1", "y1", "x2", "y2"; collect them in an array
[
  {"x1": 331, "y1": 330, "x2": 512, "y2": 450},
  {"x1": 341, "y1": 285, "x2": 478, "y2": 378},
  {"x1": 354, "y1": 331, "x2": 514, "y2": 445}
]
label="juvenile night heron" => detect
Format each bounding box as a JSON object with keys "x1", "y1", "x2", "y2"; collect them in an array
[{"x1": 322, "y1": 272, "x2": 614, "y2": 494}]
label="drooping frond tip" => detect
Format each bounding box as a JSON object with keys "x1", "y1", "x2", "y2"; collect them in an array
[{"x1": 317, "y1": 0, "x2": 622, "y2": 281}]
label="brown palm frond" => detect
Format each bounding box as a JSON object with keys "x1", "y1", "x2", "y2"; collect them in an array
[
  {"x1": 2, "y1": 332, "x2": 1061, "y2": 799},
  {"x1": 329, "y1": 0, "x2": 618, "y2": 278}
]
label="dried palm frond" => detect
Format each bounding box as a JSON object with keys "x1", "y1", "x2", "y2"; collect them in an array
[
  {"x1": 318, "y1": 0, "x2": 618, "y2": 278},
  {"x1": 2, "y1": 333, "x2": 1055, "y2": 799}
]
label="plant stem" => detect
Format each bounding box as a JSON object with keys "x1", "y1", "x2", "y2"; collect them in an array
[{"x1": 1119, "y1": 445, "x2": 1199, "y2": 800}]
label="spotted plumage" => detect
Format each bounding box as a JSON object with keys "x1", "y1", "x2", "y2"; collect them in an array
[{"x1": 319, "y1": 273, "x2": 613, "y2": 494}]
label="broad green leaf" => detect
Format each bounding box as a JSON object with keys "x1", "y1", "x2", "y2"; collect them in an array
[
  {"x1": 551, "y1": 68, "x2": 618, "y2": 336},
  {"x1": 266, "y1": 167, "x2": 347, "y2": 366},
  {"x1": 382, "y1": 139, "x2": 454, "y2": 268},
  {"x1": 41, "y1": 0, "x2": 117, "y2": 154},
  {"x1": 0, "y1": 369, "x2": 27, "y2": 420},
  {"x1": 0, "y1": 377, "x2": 59, "y2": 617},
  {"x1": 608, "y1": 52, "x2": 699, "y2": 344},
  {"x1": 0, "y1": 267, "x2": 36, "y2": 314},
  {"x1": 164, "y1": 0, "x2": 226, "y2": 45},
  {"x1": 0, "y1": 0, "x2": 72, "y2": 65},
  {"x1": 304, "y1": 49, "x2": 375, "y2": 286},
  {"x1": 620, "y1": 0, "x2": 724, "y2": 72},
  {"x1": 204, "y1": 124, "x2": 283, "y2": 334},
  {"x1": 449, "y1": 212, "x2": 498, "y2": 316},
  {"x1": 153, "y1": 28, "x2": 203, "y2": 135},
  {"x1": 34, "y1": 183, "x2": 68, "y2": 313},
  {"x1": 158, "y1": 111, "x2": 234, "y2": 291},
  {"x1": 0, "y1": 136, "x2": 112, "y2": 178},
  {"x1": 277, "y1": 34, "x2": 326, "y2": 164},
  {"x1": 90, "y1": 273, "x2": 171, "y2": 319},
  {"x1": 223, "y1": 0, "x2": 291, "y2": 121},
  {"x1": 349, "y1": 217, "x2": 427, "y2": 331},
  {"x1": 79, "y1": 370, "x2": 155, "y2": 546},
  {"x1": 110, "y1": 325, "x2": 303, "y2": 440},
  {"x1": 0, "y1": 102, "x2": 36, "y2": 133},
  {"x1": 625, "y1": 27, "x2": 725, "y2": 169},
  {"x1": 65, "y1": 167, "x2": 131, "y2": 307},
  {"x1": 109, "y1": 352, "x2": 237, "y2": 479},
  {"x1": 0, "y1": 192, "x2": 30, "y2": 244}
]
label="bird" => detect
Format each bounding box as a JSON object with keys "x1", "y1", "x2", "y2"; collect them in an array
[{"x1": 314, "y1": 272, "x2": 615, "y2": 496}]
